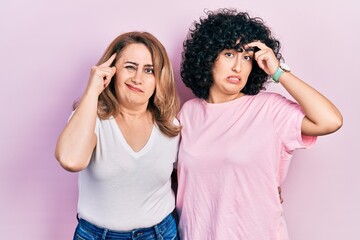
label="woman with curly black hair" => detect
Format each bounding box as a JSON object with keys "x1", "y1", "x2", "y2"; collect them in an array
[{"x1": 176, "y1": 9, "x2": 342, "y2": 239}]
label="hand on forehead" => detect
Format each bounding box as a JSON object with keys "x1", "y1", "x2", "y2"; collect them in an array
[{"x1": 233, "y1": 42, "x2": 260, "y2": 53}]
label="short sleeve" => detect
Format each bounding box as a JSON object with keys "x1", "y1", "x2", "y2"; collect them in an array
[
  {"x1": 269, "y1": 94, "x2": 317, "y2": 152},
  {"x1": 67, "y1": 110, "x2": 76, "y2": 122},
  {"x1": 172, "y1": 117, "x2": 180, "y2": 169}
]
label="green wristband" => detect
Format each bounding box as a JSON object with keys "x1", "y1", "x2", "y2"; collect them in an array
[{"x1": 272, "y1": 67, "x2": 284, "y2": 83}]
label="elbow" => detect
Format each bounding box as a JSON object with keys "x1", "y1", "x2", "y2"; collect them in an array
[
  {"x1": 60, "y1": 161, "x2": 87, "y2": 173},
  {"x1": 55, "y1": 151, "x2": 87, "y2": 172},
  {"x1": 335, "y1": 116, "x2": 343, "y2": 132},
  {"x1": 321, "y1": 114, "x2": 343, "y2": 135},
  {"x1": 330, "y1": 113, "x2": 343, "y2": 132}
]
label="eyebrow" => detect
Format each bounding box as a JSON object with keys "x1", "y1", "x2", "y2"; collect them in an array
[
  {"x1": 232, "y1": 42, "x2": 258, "y2": 53},
  {"x1": 124, "y1": 61, "x2": 154, "y2": 67},
  {"x1": 244, "y1": 47, "x2": 259, "y2": 53},
  {"x1": 125, "y1": 61, "x2": 139, "y2": 66},
  {"x1": 244, "y1": 47, "x2": 255, "y2": 52}
]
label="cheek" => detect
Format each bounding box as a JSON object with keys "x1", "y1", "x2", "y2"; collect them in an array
[
  {"x1": 212, "y1": 61, "x2": 222, "y2": 72},
  {"x1": 113, "y1": 77, "x2": 129, "y2": 93},
  {"x1": 211, "y1": 66, "x2": 224, "y2": 82},
  {"x1": 146, "y1": 77, "x2": 156, "y2": 92},
  {"x1": 151, "y1": 80, "x2": 156, "y2": 91},
  {"x1": 243, "y1": 62, "x2": 253, "y2": 73},
  {"x1": 113, "y1": 76, "x2": 124, "y2": 87},
  {"x1": 211, "y1": 63, "x2": 219, "y2": 75}
]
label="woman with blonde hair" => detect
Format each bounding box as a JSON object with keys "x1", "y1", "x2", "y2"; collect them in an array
[{"x1": 55, "y1": 32, "x2": 180, "y2": 240}]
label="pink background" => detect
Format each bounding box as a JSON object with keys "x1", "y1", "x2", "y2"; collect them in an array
[{"x1": 1, "y1": 0, "x2": 359, "y2": 239}]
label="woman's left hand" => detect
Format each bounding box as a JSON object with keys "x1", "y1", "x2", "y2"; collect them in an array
[
  {"x1": 246, "y1": 43, "x2": 343, "y2": 136},
  {"x1": 246, "y1": 41, "x2": 279, "y2": 76}
]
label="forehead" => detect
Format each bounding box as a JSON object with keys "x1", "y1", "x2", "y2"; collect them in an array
[
  {"x1": 118, "y1": 43, "x2": 153, "y2": 63},
  {"x1": 227, "y1": 38, "x2": 256, "y2": 53}
]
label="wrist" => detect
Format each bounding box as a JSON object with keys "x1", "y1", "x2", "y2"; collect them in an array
[
  {"x1": 272, "y1": 63, "x2": 291, "y2": 83},
  {"x1": 84, "y1": 87, "x2": 101, "y2": 99}
]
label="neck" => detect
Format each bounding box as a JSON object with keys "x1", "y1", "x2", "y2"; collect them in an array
[
  {"x1": 117, "y1": 105, "x2": 150, "y2": 120},
  {"x1": 207, "y1": 92, "x2": 245, "y2": 103}
]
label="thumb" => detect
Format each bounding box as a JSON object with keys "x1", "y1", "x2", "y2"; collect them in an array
[{"x1": 110, "y1": 66, "x2": 117, "y2": 77}]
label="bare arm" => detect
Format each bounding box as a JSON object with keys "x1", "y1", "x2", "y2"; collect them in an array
[
  {"x1": 55, "y1": 54, "x2": 117, "y2": 172},
  {"x1": 248, "y1": 41, "x2": 343, "y2": 136},
  {"x1": 278, "y1": 72, "x2": 342, "y2": 136}
]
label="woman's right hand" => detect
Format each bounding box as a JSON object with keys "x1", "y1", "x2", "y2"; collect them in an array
[
  {"x1": 86, "y1": 53, "x2": 117, "y2": 96},
  {"x1": 55, "y1": 54, "x2": 117, "y2": 172}
]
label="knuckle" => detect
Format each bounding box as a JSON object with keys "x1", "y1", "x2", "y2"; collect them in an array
[{"x1": 91, "y1": 66, "x2": 98, "y2": 73}]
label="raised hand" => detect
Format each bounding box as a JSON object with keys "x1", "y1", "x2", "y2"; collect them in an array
[
  {"x1": 247, "y1": 41, "x2": 279, "y2": 76},
  {"x1": 86, "y1": 53, "x2": 117, "y2": 96}
]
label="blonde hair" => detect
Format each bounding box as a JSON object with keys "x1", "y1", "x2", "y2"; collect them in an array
[{"x1": 96, "y1": 32, "x2": 181, "y2": 137}]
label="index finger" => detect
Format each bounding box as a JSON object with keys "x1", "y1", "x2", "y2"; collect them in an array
[
  {"x1": 245, "y1": 41, "x2": 268, "y2": 51},
  {"x1": 99, "y1": 53, "x2": 117, "y2": 67}
]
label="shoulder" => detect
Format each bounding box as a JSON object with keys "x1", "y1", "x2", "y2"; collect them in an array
[
  {"x1": 254, "y1": 91, "x2": 283, "y2": 100},
  {"x1": 95, "y1": 116, "x2": 114, "y2": 132},
  {"x1": 178, "y1": 98, "x2": 203, "y2": 122},
  {"x1": 180, "y1": 98, "x2": 203, "y2": 111},
  {"x1": 172, "y1": 117, "x2": 180, "y2": 126},
  {"x1": 96, "y1": 115, "x2": 112, "y2": 124},
  {"x1": 244, "y1": 92, "x2": 301, "y2": 115},
  {"x1": 252, "y1": 91, "x2": 294, "y2": 105}
]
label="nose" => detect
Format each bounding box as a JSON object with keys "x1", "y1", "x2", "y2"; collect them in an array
[
  {"x1": 131, "y1": 69, "x2": 143, "y2": 84},
  {"x1": 231, "y1": 56, "x2": 242, "y2": 73}
]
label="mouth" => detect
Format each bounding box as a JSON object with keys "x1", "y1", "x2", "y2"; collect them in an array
[
  {"x1": 227, "y1": 76, "x2": 241, "y2": 84},
  {"x1": 125, "y1": 83, "x2": 143, "y2": 93}
]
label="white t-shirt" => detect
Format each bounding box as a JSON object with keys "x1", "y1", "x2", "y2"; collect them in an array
[
  {"x1": 176, "y1": 92, "x2": 316, "y2": 240},
  {"x1": 77, "y1": 116, "x2": 179, "y2": 231}
]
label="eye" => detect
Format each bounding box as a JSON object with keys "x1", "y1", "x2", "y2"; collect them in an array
[
  {"x1": 125, "y1": 65, "x2": 136, "y2": 71},
  {"x1": 144, "y1": 67, "x2": 154, "y2": 74},
  {"x1": 224, "y1": 52, "x2": 234, "y2": 58},
  {"x1": 244, "y1": 55, "x2": 253, "y2": 61}
]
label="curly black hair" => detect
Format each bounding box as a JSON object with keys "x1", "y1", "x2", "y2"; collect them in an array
[{"x1": 181, "y1": 9, "x2": 282, "y2": 99}]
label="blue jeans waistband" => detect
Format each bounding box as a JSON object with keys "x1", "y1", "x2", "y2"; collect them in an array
[{"x1": 75, "y1": 213, "x2": 175, "y2": 239}]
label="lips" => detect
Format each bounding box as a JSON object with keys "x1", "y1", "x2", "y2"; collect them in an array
[
  {"x1": 227, "y1": 76, "x2": 241, "y2": 84},
  {"x1": 125, "y1": 83, "x2": 143, "y2": 92}
]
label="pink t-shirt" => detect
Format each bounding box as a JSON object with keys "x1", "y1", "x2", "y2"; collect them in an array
[{"x1": 176, "y1": 92, "x2": 316, "y2": 240}]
